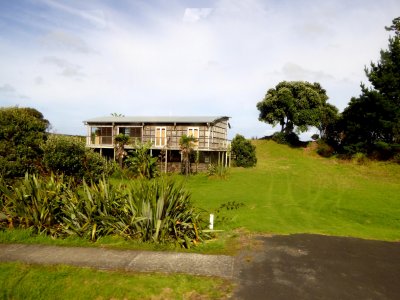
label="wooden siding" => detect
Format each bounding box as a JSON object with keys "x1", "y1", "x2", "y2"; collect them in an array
[{"x1": 86, "y1": 121, "x2": 230, "y2": 151}]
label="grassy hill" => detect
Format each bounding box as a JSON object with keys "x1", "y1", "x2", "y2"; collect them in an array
[{"x1": 187, "y1": 140, "x2": 400, "y2": 241}]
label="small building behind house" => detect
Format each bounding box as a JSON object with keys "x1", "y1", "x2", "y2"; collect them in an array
[{"x1": 83, "y1": 116, "x2": 231, "y2": 173}]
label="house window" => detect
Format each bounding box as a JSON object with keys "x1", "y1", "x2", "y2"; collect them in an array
[
  {"x1": 118, "y1": 127, "x2": 142, "y2": 143},
  {"x1": 90, "y1": 126, "x2": 112, "y2": 145},
  {"x1": 155, "y1": 127, "x2": 166, "y2": 147},
  {"x1": 188, "y1": 127, "x2": 199, "y2": 147}
]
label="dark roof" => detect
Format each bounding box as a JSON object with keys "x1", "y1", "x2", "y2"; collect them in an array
[{"x1": 84, "y1": 116, "x2": 229, "y2": 125}]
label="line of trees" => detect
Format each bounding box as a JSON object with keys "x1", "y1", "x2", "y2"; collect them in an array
[
  {"x1": 257, "y1": 17, "x2": 400, "y2": 161},
  {"x1": 0, "y1": 107, "x2": 115, "y2": 181}
]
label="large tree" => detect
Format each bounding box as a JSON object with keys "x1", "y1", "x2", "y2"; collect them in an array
[
  {"x1": 0, "y1": 107, "x2": 49, "y2": 178},
  {"x1": 341, "y1": 17, "x2": 400, "y2": 154},
  {"x1": 257, "y1": 81, "x2": 334, "y2": 136}
]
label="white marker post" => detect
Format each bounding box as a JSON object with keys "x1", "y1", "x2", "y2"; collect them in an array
[{"x1": 209, "y1": 214, "x2": 214, "y2": 230}]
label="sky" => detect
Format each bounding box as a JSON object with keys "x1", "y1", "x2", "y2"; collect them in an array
[{"x1": 0, "y1": 0, "x2": 399, "y2": 139}]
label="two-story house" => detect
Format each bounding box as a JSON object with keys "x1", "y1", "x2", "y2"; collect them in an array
[{"x1": 83, "y1": 116, "x2": 231, "y2": 172}]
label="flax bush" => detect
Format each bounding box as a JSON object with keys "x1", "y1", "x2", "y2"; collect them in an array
[
  {"x1": 0, "y1": 174, "x2": 70, "y2": 236},
  {"x1": 0, "y1": 174, "x2": 208, "y2": 248}
]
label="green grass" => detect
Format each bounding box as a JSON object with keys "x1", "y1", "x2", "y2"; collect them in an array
[
  {"x1": 1, "y1": 140, "x2": 398, "y2": 298},
  {"x1": 0, "y1": 262, "x2": 232, "y2": 300},
  {"x1": 187, "y1": 140, "x2": 400, "y2": 241}
]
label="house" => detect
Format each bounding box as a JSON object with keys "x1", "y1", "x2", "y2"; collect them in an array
[{"x1": 83, "y1": 116, "x2": 231, "y2": 172}]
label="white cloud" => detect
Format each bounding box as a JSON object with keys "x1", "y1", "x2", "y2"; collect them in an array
[
  {"x1": 40, "y1": 30, "x2": 95, "y2": 54},
  {"x1": 1, "y1": 0, "x2": 399, "y2": 137},
  {"x1": 42, "y1": 0, "x2": 108, "y2": 29},
  {"x1": 34, "y1": 76, "x2": 44, "y2": 85},
  {"x1": 41, "y1": 56, "x2": 85, "y2": 79},
  {"x1": 183, "y1": 8, "x2": 213, "y2": 23},
  {"x1": 281, "y1": 63, "x2": 335, "y2": 81},
  {"x1": 0, "y1": 84, "x2": 16, "y2": 94}
]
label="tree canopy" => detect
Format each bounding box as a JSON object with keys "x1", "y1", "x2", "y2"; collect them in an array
[
  {"x1": 0, "y1": 107, "x2": 49, "y2": 178},
  {"x1": 257, "y1": 81, "x2": 335, "y2": 136},
  {"x1": 340, "y1": 17, "x2": 400, "y2": 156}
]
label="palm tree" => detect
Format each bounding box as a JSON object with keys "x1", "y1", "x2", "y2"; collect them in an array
[
  {"x1": 179, "y1": 134, "x2": 196, "y2": 176},
  {"x1": 111, "y1": 113, "x2": 125, "y2": 117},
  {"x1": 114, "y1": 133, "x2": 130, "y2": 168}
]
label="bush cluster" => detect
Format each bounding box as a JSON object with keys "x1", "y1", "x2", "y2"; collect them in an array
[
  {"x1": 316, "y1": 140, "x2": 335, "y2": 158},
  {"x1": 271, "y1": 132, "x2": 300, "y2": 146},
  {"x1": 231, "y1": 134, "x2": 257, "y2": 167},
  {"x1": 0, "y1": 174, "x2": 208, "y2": 248},
  {"x1": 0, "y1": 107, "x2": 115, "y2": 181},
  {"x1": 42, "y1": 135, "x2": 116, "y2": 182}
]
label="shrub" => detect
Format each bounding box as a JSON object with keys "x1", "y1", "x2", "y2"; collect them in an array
[
  {"x1": 271, "y1": 131, "x2": 300, "y2": 146},
  {"x1": 316, "y1": 140, "x2": 335, "y2": 157},
  {"x1": 124, "y1": 178, "x2": 207, "y2": 247},
  {"x1": 83, "y1": 150, "x2": 117, "y2": 182},
  {"x1": 43, "y1": 135, "x2": 86, "y2": 177},
  {"x1": 0, "y1": 107, "x2": 49, "y2": 178},
  {"x1": 372, "y1": 141, "x2": 396, "y2": 160},
  {"x1": 231, "y1": 134, "x2": 257, "y2": 167},
  {"x1": 61, "y1": 179, "x2": 123, "y2": 241},
  {"x1": 353, "y1": 152, "x2": 369, "y2": 165},
  {"x1": 0, "y1": 173, "x2": 69, "y2": 235},
  {"x1": 1, "y1": 174, "x2": 209, "y2": 248},
  {"x1": 393, "y1": 153, "x2": 400, "y2": 164},
  {"x1": 311, "y1": 134, "x2": 319, "y2": 141},
  {"x1": 126, "y1": 142, "x2": 158, "y2": 179},
  {"x1": 271, "y1": 132, "x2": 286, "y2": 144},
  {"x1": 43, "y1": 135, "x2": 114, "y2": 181},
  {"x1": 207, "y1": 164, "x2": 229, "y2": 179}
]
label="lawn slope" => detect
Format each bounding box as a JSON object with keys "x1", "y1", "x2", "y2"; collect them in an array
[{"x1": 188, "y1": 140, "x2": 400, "y2": 241}]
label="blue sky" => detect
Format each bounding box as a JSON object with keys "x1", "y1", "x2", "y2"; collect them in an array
[{"x1": 0, "y1": 0, "x2": 399, "y2": 139}]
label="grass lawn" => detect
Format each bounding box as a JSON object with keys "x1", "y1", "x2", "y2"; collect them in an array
[
  {"x1": 1, "y1": 140, "x2": 399, "y2": 298},
  {"x1": 187, "y1": 140, "x2": 400, "y2": 241},
  {"x1": 0, "y1": 262, "x2": 232, "y2": 300}
]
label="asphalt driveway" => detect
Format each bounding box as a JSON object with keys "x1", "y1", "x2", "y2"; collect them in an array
[
  {"x1": 234, "y1": 234, "x2": 400, "y2": 300},
  {"x1": 1, "y1": 234, "x2": 399, "y2": 299}
]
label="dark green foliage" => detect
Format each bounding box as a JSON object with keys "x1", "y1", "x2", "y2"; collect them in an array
[
  {"x1": 42, "y1": 135, "x2": 115, "y2": 182},
  {"x1": 271, "y1": 131, "x2": 300, "y2": 146},
  {"x1": 0, "y1": 174, "x2": 209, "y2": 248},
  {"x1": 83, "y1": 149, "x2": 118, "y2": 182},
  {"x1": 126, "y1": 142, "x2": 158, "y2": 179},
  {"x1": 341, "y1": 88, "x2": 398, "y2": 154},
  {"x1": 0, "y1": 107, "x2": 49, "y2": 178},
  {"x1": 311, "y1": 134, "x2": 319, "y2": 141},
  {"x1": 231, "y1": 134, "x2": 257, "y2": 167},
  {"x1": 257, "y1": 81, "x2": 337, "y2": 135},
  {"x1": 125, "y1": 179, "x2": 206, "y2": 247},
  {"x1": 43, "y1": 135, "x2": 86, "y2": 177},
  {"x1": 340, "y1": 17, "x2": 400, "y2": 159},
  {"x1": 61, "y1": 179, "x2": 124, "y2": 241},
  {"x1": 316, "y1": 140, "x2": 335, "y2": 158},
  {"x1": 318, "y1": 103, "x2": 340, "y2": 139}
]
